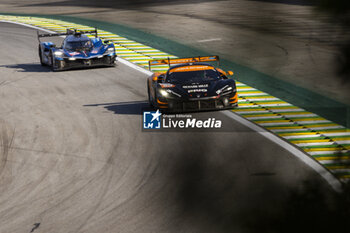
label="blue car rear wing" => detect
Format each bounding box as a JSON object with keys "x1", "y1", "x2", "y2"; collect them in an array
[{"x1": 37, "y1": 28, "x2": 98, "y2": 41}]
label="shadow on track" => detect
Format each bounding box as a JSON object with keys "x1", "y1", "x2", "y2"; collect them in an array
[
  {"x1": 0, "y1": 63, "x2": 116, "y2": 73},
  {"x1": 169, "y1": 140, "x2": 350, "y2": 233},
  {"x1": 247, "y1": 0, "x2": 314, "y2": 6},
  {"x1": 0, "y1": 63, "x2": 51, "y2": 72},
  {"x1": 84, "y1": 101, "x2": 152, "y2": 115}
]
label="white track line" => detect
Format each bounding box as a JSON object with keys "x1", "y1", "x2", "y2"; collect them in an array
[
  {"x1": 271, "y1": 128, "x2": 309, "y2": 132},
  {"x1": 116, "y1": 57, "x2": 153, "y2": 76},
  {"x1": 272, "y1": 108, "x2": 306, "y2": 112},
  {"x1": 2, "y1": 19, "x2": 343, "y2": 192},
  {"x1": 320, "y1": 160, "x2": 350, "y2": 165},
  {"x1": 283, "y1": 134, "x2": 322, "y2": 139},
  {"x1": 236, "y1": 110, "x2": 270, "y2": 114},
  {"x1": 0, "y1": 20, "x2": 56, "y2": 33},
  {"x1": 296, "y1": 142, "x2": 335, "y2": 146},
  {"x1": 246, "y1": 116, "x2": 284, "y2": 120},
  {"x1": 308, "y1": 150, "x2": 349, "y2": 156}
]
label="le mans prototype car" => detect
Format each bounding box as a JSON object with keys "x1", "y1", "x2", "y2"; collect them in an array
[
  {"x1": 37, "y1": 28, "x2": 116, "y2": 71},
  {"x1": 147, "y1": 56, "x2": 238, "y2": 112}
]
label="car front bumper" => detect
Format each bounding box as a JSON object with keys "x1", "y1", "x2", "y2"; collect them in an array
[
  {"x1": 157, "y1": 92, "x2": 238, "y2": 113},
  {"x1": 55, "y1": 54, "x2": 116, "y2": 70}
]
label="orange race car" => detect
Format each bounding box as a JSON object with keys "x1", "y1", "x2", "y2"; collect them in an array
[{"x1": 147, "y1": 56, "x2": 238, "y2": 112}]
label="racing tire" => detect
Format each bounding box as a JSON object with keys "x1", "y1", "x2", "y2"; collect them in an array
[
  {"x1": 50, "y1": 51, "x2": 64, "y2": 72},
  {"x1": 109, "y1": 56, "x2": 117, "y2": 67},
  {"x1": 111, "y1": 56, "x2": 117, "y2": 66},
  {"x1": 147, "y1": 81, "x2": 154, "y2": 107},
  {"x1": 38, "y1": 46, "x2": 45, "y2": 66},
  {"x1": 49, "y1": 51, "x2": 55, "y2": 71}
]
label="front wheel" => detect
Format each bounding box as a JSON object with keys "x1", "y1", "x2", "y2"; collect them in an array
[
  {"x1": 109, "y1": 55, "x2": 117, "y2": 67},
  {"x1": 147, "y1": 81, "x2": 154, "y2": 107},
  {"x1": 38, "y1": 46, "x2": 45, "y2": 66},
  {"x1": 50, "y1": 52, "x2": 64, "y2": 72}
]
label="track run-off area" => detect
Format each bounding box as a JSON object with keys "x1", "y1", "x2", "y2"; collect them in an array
[{"x1": 0, "y1": 15, "x2": 348, "y2": 233}]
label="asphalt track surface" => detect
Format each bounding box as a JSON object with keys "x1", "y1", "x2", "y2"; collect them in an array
[{"x1": 0, "y1": 23, "x2": 336, "y2": 233}]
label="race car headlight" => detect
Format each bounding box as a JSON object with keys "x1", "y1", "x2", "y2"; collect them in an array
[
  {"x1": 159, "y1": 89, "x2": 169, "y2": 97},
  {"x1": 107, "y1": 47, "x2": 115, "y2": 53},
  {"x1": 54, "y1": 51, "x2": 64, "y2": 56},
  {"x1": 103, "y1": 47, "x2": 115, "y2": 55},
  {"x1": 159, "y1": 89, "x2": 181, "y2": 98}
]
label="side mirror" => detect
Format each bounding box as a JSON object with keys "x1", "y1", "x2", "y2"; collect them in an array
[
  {"x1": 152, "y1": 74, "x2": 165, "y2": 82},
  {"x1": 157, "y1": 75, "x2": 164, "y2": 83},
  {"x1": 227, "y1": 71, "x2": 234, "y2": 76},
  {"x1": 49, "y1": 43, "x2": 56, "y2": 48},
  {"x1": 103, "y1": 40, "x2": 111, "y2": 44}
]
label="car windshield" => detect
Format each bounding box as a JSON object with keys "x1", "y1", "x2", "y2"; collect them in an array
[
  {"x1": 166, "y1": 69, "x2": 220, "y2": 84},
  {"x1": 65, "y1": 40, "x2": 92, "y2": 51}
]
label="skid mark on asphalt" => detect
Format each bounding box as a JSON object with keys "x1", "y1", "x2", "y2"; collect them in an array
[
  {"x1": 30, "y1": 223, "x2": 40, "y2": 232},
  {"x1": 0, "y1": 124, "x2": 15, "y2": 179}
]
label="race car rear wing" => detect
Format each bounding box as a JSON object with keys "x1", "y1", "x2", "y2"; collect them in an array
[
  {"x1": 37, "y1": 28, "x2": 98, "y2": 41},
  {"x1": 148, "y1": 55, "x2": 220, "y2": 71}
]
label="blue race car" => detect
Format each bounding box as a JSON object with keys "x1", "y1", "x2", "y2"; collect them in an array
[{"x1": 37, "y1": 28, "x2": 116, "y2": 71}]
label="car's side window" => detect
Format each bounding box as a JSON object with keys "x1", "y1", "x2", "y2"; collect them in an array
[
  {"x1": 221, "y1": 74, "x2": 228, "y2": 79},
  {"x1": 219, "y1": 71, "x2": 228, "y2": 79}
]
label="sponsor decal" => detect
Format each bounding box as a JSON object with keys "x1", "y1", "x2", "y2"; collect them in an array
[
  {"x1": 182, "y1": 84, "x2": 208, "y2": 88},
  {"x1": 69, "y1": 52, "x2": 80, "y2": 56},
  {"x1": 188, "y1": 89, "x2": 207, "y2": 93}
]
